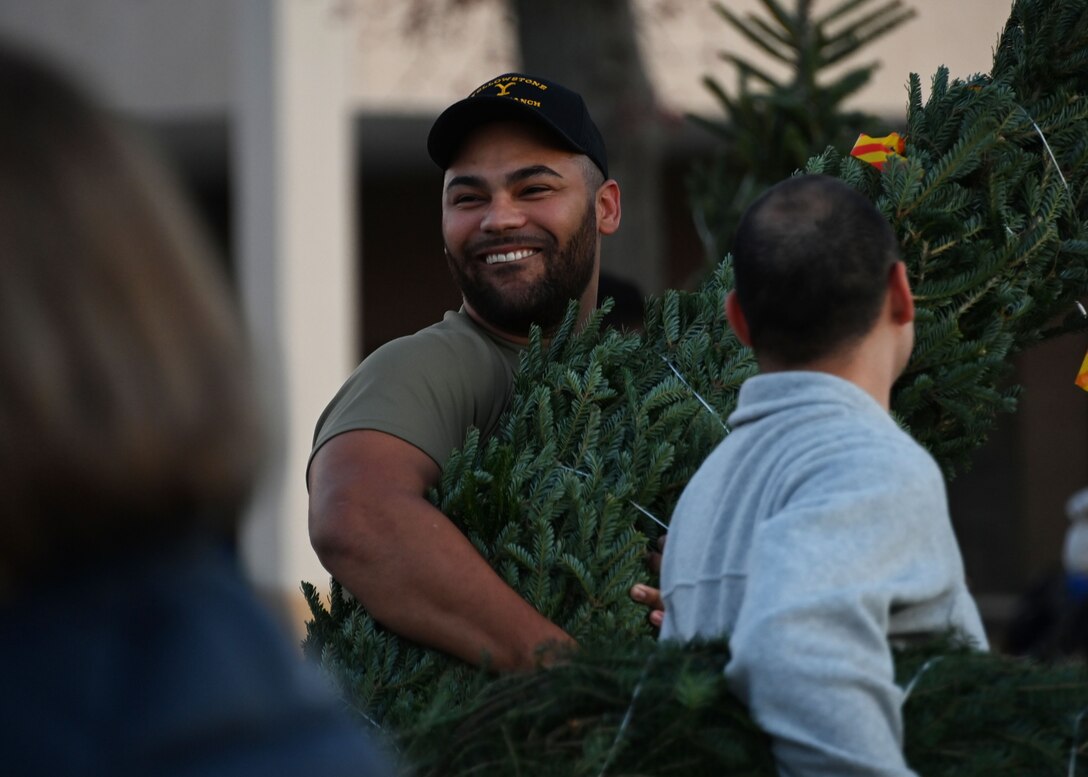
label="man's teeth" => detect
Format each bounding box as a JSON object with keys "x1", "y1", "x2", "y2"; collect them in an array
[{"x1": 485, "y1": 249, "x2": 537, "y2": 265}]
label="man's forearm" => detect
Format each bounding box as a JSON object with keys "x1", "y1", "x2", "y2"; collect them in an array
[
  {"x1": 316, "y1": 493, "x2": 573, "y2": 671},
  {"x1": 309, "y1": 429, "x2": 574, "y2": 671}
]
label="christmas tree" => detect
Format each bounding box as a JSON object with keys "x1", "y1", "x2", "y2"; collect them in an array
[
  {"x1": 303, "y1": 0, "x2": 1088, "y2": 768},
  {"x1": 687, "y1": 0, "x2": 916, "y2": 263},
  {"x1": 397, "y1": 637, "x2": 1088, "y2": 776}
]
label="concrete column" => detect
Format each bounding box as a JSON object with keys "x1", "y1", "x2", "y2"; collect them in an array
[{"x1": 234, "y1": 0, "x2": 357, "y2": 617}]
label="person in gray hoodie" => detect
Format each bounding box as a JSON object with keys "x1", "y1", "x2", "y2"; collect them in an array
[{"x1": 659, "y1": 174, "x2": 988, "y2": 777}]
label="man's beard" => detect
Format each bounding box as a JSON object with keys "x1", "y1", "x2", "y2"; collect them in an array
[{"x1": 445, "y1": 200, "x2": 597, "y2": 337}]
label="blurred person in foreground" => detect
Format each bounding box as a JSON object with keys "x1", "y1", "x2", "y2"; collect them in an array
[
  {"x1": 0, "y1": 42, "x2": 393, "y2": 776},
  {"x1": 659, "y1": 175, "x2": 988, "y2": 777}
]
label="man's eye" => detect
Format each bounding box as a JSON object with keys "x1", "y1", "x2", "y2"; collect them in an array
[
  {"x1": 521, "y1": 185, "x2": 551, "y2": 196},
  {"x1": 452, "y1": 193, "x2": 483, "y2": 205}
]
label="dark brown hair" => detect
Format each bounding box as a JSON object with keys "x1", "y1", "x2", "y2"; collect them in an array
[
  {"x1": 0, "y1": 43, "x2": 264, "y2": 589},
  {"x1": 732, "y1": 174, "x2": 901, "y2": 365}
]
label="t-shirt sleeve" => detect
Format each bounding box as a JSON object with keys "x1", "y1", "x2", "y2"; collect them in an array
[{"x1": 308, "y1": 329, "x2": 512, "y2": 474}]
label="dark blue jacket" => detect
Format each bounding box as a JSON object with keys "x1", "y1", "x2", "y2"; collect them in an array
[{"x1": 0, "y1": 538, "x2": 396, "y2": 776}]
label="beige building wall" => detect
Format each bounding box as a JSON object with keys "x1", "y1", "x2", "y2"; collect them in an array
[
  {"x1": 350, "y1": 0, "x2": 1004, "y2": 118},
  {"x1": 0, "y1": 0, "x2": 1008, "y2": 117}
]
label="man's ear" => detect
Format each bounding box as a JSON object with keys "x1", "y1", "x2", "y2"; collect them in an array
[
  {"x1": 725, "y1": 290, "x2": 753, "y2": 347},
  {"x1": 596, "y1": 180, "x2": 621, "y2": 235},
  {"x1": 888, "y1": 261, "x2": 915, "y2": 325}
]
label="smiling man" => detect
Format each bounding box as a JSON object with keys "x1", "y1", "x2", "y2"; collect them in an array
[{"x1": 307, "y1": 74, "x2": 621, "y2": 671}]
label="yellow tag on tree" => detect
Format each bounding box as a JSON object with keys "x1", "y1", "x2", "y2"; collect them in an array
[
  {"x1": 1077, "y1": 348, "x2": 1088, "y2": 392},
  {"x1": 850, "y1": 132, "x2": 906, "y2": 170}
]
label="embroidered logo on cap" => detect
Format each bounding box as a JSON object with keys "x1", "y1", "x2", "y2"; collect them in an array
[{"x1": 471, "y1": 75, "x2": 548, "y2": 108}]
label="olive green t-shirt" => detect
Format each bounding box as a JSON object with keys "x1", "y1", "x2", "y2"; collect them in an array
[{"x1": 309, "y1": 310, "x2": 524, "y2": 474}]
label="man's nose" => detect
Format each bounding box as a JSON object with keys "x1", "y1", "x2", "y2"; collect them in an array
[{"x1": 480, "y1": 195, "x2": 527, "y2": 232}]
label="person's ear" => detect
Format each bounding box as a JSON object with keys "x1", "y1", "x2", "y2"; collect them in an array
[
  {"x1": 596, "y1": 180, "x2": 621, "y2": 235},
  {"x1": 725, "y1": 290, "x2": 753, "y2": 347},
  {"x1": 888, "y1": 261, "x2": 915, "y2": 325}
]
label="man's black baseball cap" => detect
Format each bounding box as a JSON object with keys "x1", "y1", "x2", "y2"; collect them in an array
[{"x1": 427, "y1": 73, "x2": 609, "y2": 178}]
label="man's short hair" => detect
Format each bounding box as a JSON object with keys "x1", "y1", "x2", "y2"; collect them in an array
[{"x1": 732, "y1": 174, "x2": 901, "y2": 365}]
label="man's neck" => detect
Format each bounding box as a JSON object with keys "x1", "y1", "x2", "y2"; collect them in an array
[
  {"x1": 757, "y1": 344, "x2": 897, "y2": 412},
  {"x1": 462, "y1": 304, "x2": 534, "y2": 346},
  {"x1": 461, "y1": 299, "x2": 595, "y2": 347}
]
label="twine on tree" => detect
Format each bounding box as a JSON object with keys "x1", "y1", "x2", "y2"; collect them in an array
[
  {"x1": 901, "y1": 655, "x2": 944, "y2": 703},
  {"x1": 1013, "y1": 104, "x2": 1072, "y2": 201},
  {"x1": 1070, "y1": 706, "x2": 1088, "y2": 777},
  {"x1": 556, "y1": 465, "x2": 668, "y2": 530},
  {"x1": 661, "y1": 356, "x2": 730, "y2": 433},
  {"x1": 1000, "y1": 108, "x2": 1070, "y2": 240},
  {"x1": 1030, "y1": 118, "x2": 1071, "y2": 195},
  {"x1": 627, "y1": 499, "x2": 669, "y2": 531},
  {"x1": 596, "y1": 653, "x2": 656, "y2": 777},
  {"x1": 359, "y1": 709, "x2": 384, "y2": 735}
]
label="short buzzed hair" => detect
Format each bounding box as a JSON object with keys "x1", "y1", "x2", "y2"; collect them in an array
[
  {"x1": 731, "y1": 174, "x2": 901, "y2": 365},
  {"x1": 578, "y1": 154, "x2": 605, "y2": 191}
]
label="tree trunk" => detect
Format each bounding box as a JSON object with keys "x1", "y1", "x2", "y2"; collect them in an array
[{"x1": 511, "y1": 0, "x2": 664, "y2": 298}]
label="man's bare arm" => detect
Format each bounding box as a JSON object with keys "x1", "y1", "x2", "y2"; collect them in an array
[{"x1": 308, "y1": 429, "x2": 574, "y2": 672}]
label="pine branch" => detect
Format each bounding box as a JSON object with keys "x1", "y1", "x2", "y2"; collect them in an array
[{"x1": 397, "y1": 638, "x2": 1088, "y2": 777}]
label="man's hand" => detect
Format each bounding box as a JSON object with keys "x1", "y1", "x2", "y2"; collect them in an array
[
  {"x1": 630, "y1": 583, "x2": 664, "y2": 628},
  {"x1": 629, "y1": 534, "x2": 666, "y2": 629}
]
